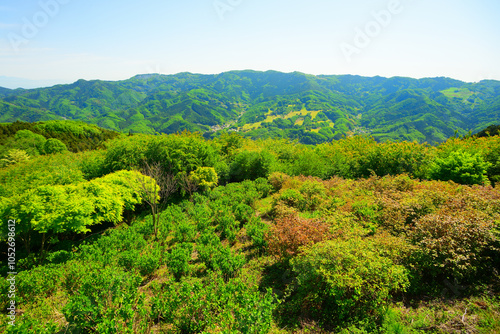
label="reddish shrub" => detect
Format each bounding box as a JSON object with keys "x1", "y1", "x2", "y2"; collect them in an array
[
  {"x1": 408, "y1": 209, "x2": 497, "y2": 279},
  {"x1": 267, "y1": 214, "x2": 331, "y2": 259}
]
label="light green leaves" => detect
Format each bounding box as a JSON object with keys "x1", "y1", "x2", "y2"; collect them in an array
[{"x1": 0, "y1": 170, "x2": 157, "y2": 251}]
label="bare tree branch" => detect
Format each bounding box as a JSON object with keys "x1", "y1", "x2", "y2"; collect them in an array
[{"x1": 134, "y1": 161, "x2": 177, "y2": 238}]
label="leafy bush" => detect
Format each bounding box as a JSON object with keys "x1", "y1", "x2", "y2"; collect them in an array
[
  {"x1": 173, "y1": 216, "x2": 197, "y2": 244},
  {"x1": 290, "y1": 238, "x2": 409, "y2": 327},
  {"x1": 63, "y1": 266, "x2": 148, "y2": 333},
  {"x1": 167, "y1": 242, "x2": 193, "y2": 280},
  {"x1": 408, "y1": 210, "x2": 498, "y2": 280},
  {"x1": 197, "y1": 230, "x2": 245, "y2": 280},
  {"x1": 43, "y1": 138, "x2": 67, "y2": 154},
  {"x1": 233, "y1": 203, "x2": 254, "y2": 224},
  {"x1": 145, "y1": 132, "x2": 217, "y2": 175},
  {"x1": 268, "y1": 171, "x2": 290, "y2": 192},
  {"x1": 15, "y1": 265, "x2": 65, "y2": 303},
  {"x1": 267, "y1": 213, "x2": 330, "y2": 259},
  {"x1": 0, "y1": 149, "x2": 30, "y2": 167},
  {"x1": 117, "y1": 246, "x2": 160, "y2": 276},
  {"x1": 430, "y1": 150, "x2": 491, "y2": 185},
  {"x1": 229, "y1": 150, "x2": 276, "y2": 182},
  {"x1": 190, "y1": 166, "x2": 218, "y2": 190},
  {"x1": 274, "y1": 188, "x2": 304, "y2": 210},
  {"x1": 216, "y1": 212, "x2": 239, "y2": 243},
  {"x1": 151, "y1": 273, "x2": 276, "y2": 333},
  {"x1": 245, "y1": 217, "x2": 269, "y2": 251},
  {"x1": 0, "y1": 170, "x2": 150, "y2": 255},
  {"x1": 254, "y1": 177, "x2": 273, "y2": 197},
  {"x1": 299, "y1": 180, "x2": 327, "y2": 211},
  {"x1": 103, "y1": 135, "x2": 152, "y2": 172}
]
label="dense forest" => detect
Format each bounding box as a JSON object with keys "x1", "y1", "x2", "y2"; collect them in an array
[
  {"x1": 1, "y1": 71, "x2": 500, "y2": 144},
  {"x1": 1, "y1": 120, "x2": 499, "y2": 333}
]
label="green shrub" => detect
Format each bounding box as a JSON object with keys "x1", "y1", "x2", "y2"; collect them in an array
[
  {"x1": 16, "y1": 264, "x2": 65, "y2": 302},
  {"x1": 43, "y1": 138, "x2": 67, "y2": 154},
  {"x1": 190, "y1": 166, "x2": 218, "y2": 190},
  {"x1": 151, "y1": 273, "x2": 276, "y2": 333},
  {"x1": 117, "y1": 246, "x2": 160, "y2": 276},
  {"x1": 216, "y1": 212, "x2": 239, "y2": 243},
  {"x1": 268, "y1": 171, "x2": 290, "y2": 192},
  {"x1": 230, "y1": 150, "x2": 276, "y2": 182},
  {"x1": 275, "y1": 188, "x2": 304, "y2": 210},
  {"x1": 167, "y1": 242, "x2": 193, "y2": 280},
  {"x1": 254, "y1": 177, "x2": 273, "y2": 197},
  {"x1": 245, "y1": 217, "x2": 269, "y2": 251},
  {"x1": 234, "y1": 203, "x2": 254, "y2": 224},
  {"x1": 430, "y1": 150, "x2": 491, "y2": 185},
  {"x1": 173, "y1": 216, "x2": 197, "y2": 244},
  {"x1": 299, "y1": 180, "x2": 327, "y2": 211},
  {"x1": 197, "y1": 230, "x2": 245, "y2": 280},
  {"x1": 63, "y1": 266, "x2": 148, "y2": 333},
  {"x1": 290, "y1": 238, "x2": 409, "y2": 327}
]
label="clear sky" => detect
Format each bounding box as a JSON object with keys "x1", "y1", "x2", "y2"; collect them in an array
[{"x1": 0, "y1": 0, "x2": 499, "y2": 88}]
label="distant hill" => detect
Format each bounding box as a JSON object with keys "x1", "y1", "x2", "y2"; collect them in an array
[{"x1": 0, "y1": 70, "x2": 499, "y2": 144}]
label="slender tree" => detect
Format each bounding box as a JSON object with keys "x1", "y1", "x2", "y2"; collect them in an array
[{"x1": 137, "y1": 161, "x2": 177, "y2": 238}]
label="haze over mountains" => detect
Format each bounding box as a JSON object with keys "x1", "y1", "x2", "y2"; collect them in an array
[{"x1": 1, "y1": 70, "x2": 499, "y2": 144}]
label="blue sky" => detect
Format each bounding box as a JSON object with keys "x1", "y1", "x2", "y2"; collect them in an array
[{"x1": 0, "y1": 0, "x2": 499, "y2": 88}]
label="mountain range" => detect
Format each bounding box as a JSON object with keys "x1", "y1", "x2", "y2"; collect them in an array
[{"x1": 1, "y1": 70, "x2": 499, "y2": 144}]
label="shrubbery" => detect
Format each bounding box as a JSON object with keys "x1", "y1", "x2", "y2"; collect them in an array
[
  {"x1": 430, "y1": 150, "x2": 491, "y2": 185},
  {"x1": 63, "y1": 266, "x2": 147, "y2": 333},
  {"x1": 3, "y1": 127, "x2": 500, "y2": 333},
  {"x1": 151, "y1": 273, "x2": 276, "y2": 333},
  {"x1": 290, "y1": 238, "x2": 410, "y2": 328},
  {"x1": 267, "y1": 213, "x2": 330, "y2": 259}
]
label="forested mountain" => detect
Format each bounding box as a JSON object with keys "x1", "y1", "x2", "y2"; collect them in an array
[{"x1": 0, "y1": 71, "x2": 499, "y2": 144}]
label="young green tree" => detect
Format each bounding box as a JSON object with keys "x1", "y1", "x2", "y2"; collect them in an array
[{"x1": 0, "y1": 170, "x2": 152, "y2": 256}]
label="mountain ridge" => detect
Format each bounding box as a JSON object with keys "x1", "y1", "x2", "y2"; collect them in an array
[{"x1": 0, "y1": 70, "x2": 499, "y2": 144}]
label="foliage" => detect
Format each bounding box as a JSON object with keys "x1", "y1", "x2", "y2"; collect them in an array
[
  {"x1": 409, "y1": 209, "x2": 498, "y2": 280},
  {"x1": 63, "y1": 265, "x2": 147, "y2": 333},
  {"x1": 430, "y1": 149, "x2": 491, "y2": 185},
  {"x1": 245, "y1": 216, "x2": 269, "y2": 251},
  {"x1": 0, "y1": 152, "x2": 85, "y2": 198},
  {"x1": 267, "y1": 213, "x2": 330, "y2": 259},
  {"x1": 230, "y1": 150, "x2": 276, "y2": 182},
  {"x1": 268, "y1": 171, "x2": 290, "y2": 192},
  {"x1": 190, "y1": 166, "x2": 218, "y2": 190},
  {"x1": 3, "y1": 116, "x2": 500, "y2": 333},
  {"x1": 0, "y1": 149, "x2": 29, "y2": 167},
  {"x1": 43, "y1": 138, "x2": 67, "y2": 154},
  {"x1": 0, "y1": 120, "x2": 119, "y2": 153},
  {"x1": 167, "y1": 242, "x2": 193, "y2": 280},
  {"x1": 197, "y1": 229, "x2": 246, "y2": 280},
  {"x1": 290, "y1": 238, "x2": 410, "y2": 328},
  {"x1": 151, "y1": 273, "x2": 277, "y2": 333},
  {"x1": 0, "y1": 170, "x2": 151, "y2": 254}
]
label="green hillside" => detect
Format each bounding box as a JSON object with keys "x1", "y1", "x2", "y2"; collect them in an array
[
  {"x1": 1, "y1": 125, "x2": 500, "y2": 333},
  {"x1": 0, "y1": 71, "x2": 499, "y2": 144}
]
